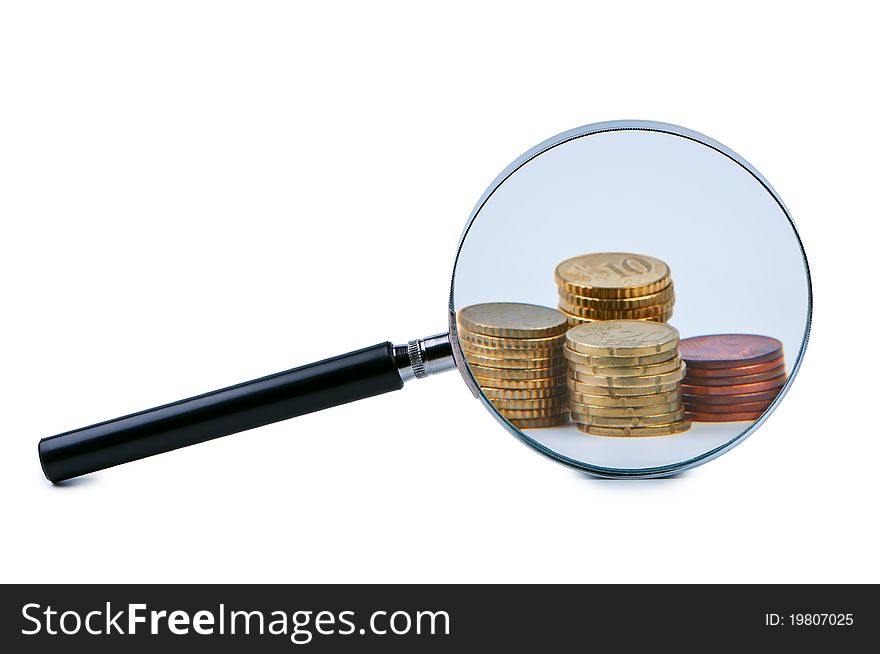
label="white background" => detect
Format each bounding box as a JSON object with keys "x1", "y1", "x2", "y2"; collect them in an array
[{"x1": 1, "y1": 1, "x2": 877, "y2": 584}]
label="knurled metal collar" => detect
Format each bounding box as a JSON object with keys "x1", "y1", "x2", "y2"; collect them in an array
[{"x1": 407, "y1": 340, "x2": 428, "y2": 379}]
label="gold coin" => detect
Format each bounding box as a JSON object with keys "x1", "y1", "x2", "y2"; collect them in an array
[
  {"x1": 461, "y1": 341, "x2": 561, "y2": 360},
  {"x1": 473, "y1": 376, "x2": 566, "y2": 390},
  {"x1": 555, "y1": 253, "x2": 671, "y2": 298},
  {"x1": 567, "y1": 379, "x2": 681, "y2": 396},
  {"x1": 464, "y1": 352, "x2": 566, "y2": 369},
  {"x1": 568, "y1": 389, "x2": 682, "y2": 407},
  {"x1": 482, "y1": 386, "x2": 565, "y2": 400},
  {"x1": 507, "y1": 415, "x2": 568, "y2": 428},
  {"x1": 571, "y1": 363, "x2": 686, "y2": 388},
  {"x1": 562, "y1": 348, "x2": 679, "y2": 367},
  {"x1": 459, "y1": 331, "x2": 566, "y2": 350},
  {"x1": 468, "y1": 364, "x2": 567, "y2": 380},
  {"x1": 562, "y1": 311, "x2": 593, "y2": 327},
  {"x1": 564, "y1": 311, "x2": 673, "y2": 327},
  {"x1": 577, "y1": 420, "x2": 692, "y2": 437},
  {"x1": 558, "y1": 285, "x2": 675, "y2": 310},
  {"x1": 568, "y1": 355, "x2": 682, "y2": 378},
  {"x1": 489, "y1": 396, "x2": 567, "y2": 410},
  {"x1": 457, "y1": 303, "x2": 568, "y2": 338},
  {"x1": 567, "y1": 401, "x2": 682, "y2": 417},
  {"x1": 566, "y1": 320, "x2": 679, "y2": 356},
  {"x1": 497, "y1": 407, "x2": 569, "y2": 420},
  {"x1": 558, "y1": 300, "x2": 675, "y2": 320},
  {"x1": 570, "y1": 408, "x2": 686, "y2": 427}
]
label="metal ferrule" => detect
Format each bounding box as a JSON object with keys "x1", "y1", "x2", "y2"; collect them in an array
[{"x1": 394, "y1": 333, "x2": 456, "y2": 382}]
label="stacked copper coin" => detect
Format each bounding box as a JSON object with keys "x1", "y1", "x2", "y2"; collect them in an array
[
  {"x1": 555, "y1": 252, "x2": 675, "y2": 327},
  {"x1": 457, "y1": 303, "x2": 569, "y2": 428},
  {"x1": 564, "y1": 320, "x2": 691, "y2": 436},
  {"x1": 679, "y1": 334, "x2": 787, "y2": 422}
]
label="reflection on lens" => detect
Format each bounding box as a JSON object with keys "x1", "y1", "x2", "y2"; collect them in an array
[{"x1": 450, "y1": 122, "x2": 810, "y2": 474}]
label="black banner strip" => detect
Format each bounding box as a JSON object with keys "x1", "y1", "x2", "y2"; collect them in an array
[{"x1": 1, "y1": 584, "x2": 876, "y2": 651}]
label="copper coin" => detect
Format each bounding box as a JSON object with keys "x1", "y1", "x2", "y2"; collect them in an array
[
  {"x1": 686, "y1": 411, "x2": 765, "y2": 422},
  {"x1": 681, "y1": 400, "x2": 773, "y2": 413},
  {"x1": 683, "y1": 365, "x2": 786, "y2": 386},
  {"x1": 684, "y1": 356, "x2": 785, "y2": 378},
  {"x1": 681, "y1": 374, "x2": 787, "y2": 395},
  {"x1": 679, "y1": 334, "x2": 783, "y2": 369},
  {"x1": 682, "y1": 389, "x2": 782, "y2": 405}
]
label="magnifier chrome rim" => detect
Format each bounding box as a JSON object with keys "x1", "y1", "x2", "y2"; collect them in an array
[{"x1": 447, "y1": 119, "x2": 813, "y2": 479}]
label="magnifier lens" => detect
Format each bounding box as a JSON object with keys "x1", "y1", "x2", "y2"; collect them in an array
[{"x1": 450, "y1": 122, "x2": 810, "y2": 477}]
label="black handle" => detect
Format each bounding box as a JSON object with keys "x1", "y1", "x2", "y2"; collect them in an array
[{"x1": 39, "y1": 342, "x2": 404, "y2": 483}]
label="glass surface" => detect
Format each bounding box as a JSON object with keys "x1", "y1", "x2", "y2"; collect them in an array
[{"x1": 450, "y1": 122, "x2": 811, "y2": 476}]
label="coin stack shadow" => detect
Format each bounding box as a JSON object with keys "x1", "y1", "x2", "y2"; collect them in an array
[
  {"x1": 457, "y1": 303, "x2": 569, "y2": 428},
  {"x1": 679, "y1": 335, "x2": 787, "y2": 422},
  {"x1": 564, "y1": 320, "x2": 692, "y2": 436},
  {"x1": 555, "y1": 252, "x2": 675, "y2": 328}
]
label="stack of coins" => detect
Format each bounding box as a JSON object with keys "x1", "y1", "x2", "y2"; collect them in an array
[
  {"x1": 555, "y1": 252, "x2": 675, "y2": 327},
  {"x1": 457, "y1": 303, "x2": 569, "y2": 428},
  {"x1": 564, "y1": 320, "x2": 691, "y2": 436},
  {"x1": 679, "y1": 334, "x2": 787, "y2": 422}
]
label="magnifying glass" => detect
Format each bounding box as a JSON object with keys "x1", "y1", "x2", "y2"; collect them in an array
[{"x1": 38, "y1": 120, "x2": 812, "y2": 482}]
